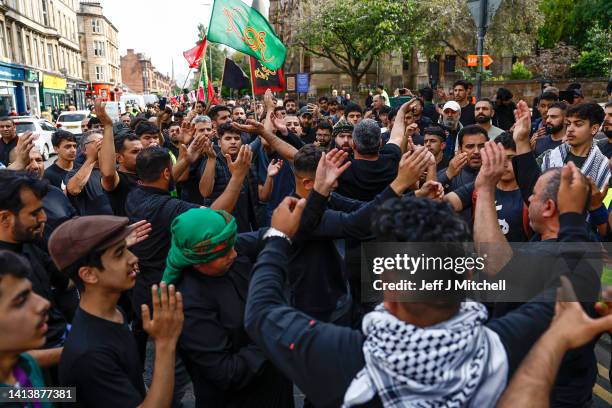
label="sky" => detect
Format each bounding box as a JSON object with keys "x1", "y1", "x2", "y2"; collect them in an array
[{"x1": 100, "y1": 0, "x2": 267, "y2": 88}]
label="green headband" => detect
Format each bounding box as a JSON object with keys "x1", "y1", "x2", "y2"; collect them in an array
[{"x1": 161, "y1": 208, "x2": 237, "y2": 285}]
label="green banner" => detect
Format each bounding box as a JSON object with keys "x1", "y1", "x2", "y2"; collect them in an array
[{"x1": 207, "y1": 0, "x2": 286, "y2": 71}]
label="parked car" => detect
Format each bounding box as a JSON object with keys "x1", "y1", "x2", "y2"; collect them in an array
[
  {"x1": 14, "y1": 117, "x2": 56, "y2": 160},
  {"x1": 55, "y1": 110, "x2": 89, "y2": 135}
]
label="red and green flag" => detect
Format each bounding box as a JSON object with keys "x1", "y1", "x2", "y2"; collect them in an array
[
  {"x1": 207, "y1": 0, "x2": 286, "y2": 71},
  {"x1": 198, "y1": 59, "x2": 216, "y2": 104}
]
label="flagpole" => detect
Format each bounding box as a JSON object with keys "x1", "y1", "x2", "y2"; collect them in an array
[
  {"x1": 220, "y1": 58, "x2": 227, "y2": 101},
  {"x1": 180, "y1": 68, "x2": 193, "y2": 94}
]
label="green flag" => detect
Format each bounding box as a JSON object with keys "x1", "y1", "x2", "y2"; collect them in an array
[{"x1": 207, "y1": 0, "x2": 286, "y2": 71}]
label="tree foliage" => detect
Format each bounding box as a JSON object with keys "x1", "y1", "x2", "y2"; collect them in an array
[
  {"x1": 293, "y1": 0, "x2": 420, "y2": 89},
  {"x1": 196, "y1": 24, "x2": 229, "y2": 87},
  {"x1": 525, "y1": 43, "x2": 580, "y2": 79}
]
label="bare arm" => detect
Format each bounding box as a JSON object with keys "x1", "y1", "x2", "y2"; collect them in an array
[
  {"x1": 443, "y1": 191, "x2": 464, "y2": 212},
  {"x1": 66, "y1": 158, "x2": 96, "y2": 196},
  {"x1": 259, "y1": 159, "x2": 282, "y2": 202},
  {"x1": 387, "y1": 100, "x2": 417, "y2": 152},
  {"x1": 96, "y1": 100, "x2": 120, "y2": 191},
  {"x1": 232, "y1": 120, "x2": 298, "y2": 163},
  {"x1": 28, "y1": 347, "x2": 62, "y2": 368},
  {"x1": 208, "y1": 145, "x2": 252, "y2": 212},
  {"x1": 198, "y1": 155, "x2": 217, "y2": 198},
  {"x1": 512, "y1": 100, "x2": 533, "y2": 155}
]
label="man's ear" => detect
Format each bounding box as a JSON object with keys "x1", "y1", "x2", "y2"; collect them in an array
[
  {"x1": 0, "y1": 210, "x2": 14, "y2": 229},
  {"x1": 79, "y1": 265, "x2": 99, "y2": 286},
  {"x1": 303, "y1": 177, "x2": 315, "y2": 191},
  {"x1": 350, "y1": 139, "x2": 356, "y2": 150},
  {"x1": 590, "y1": 124, "x2": 600, "y2": 137}
]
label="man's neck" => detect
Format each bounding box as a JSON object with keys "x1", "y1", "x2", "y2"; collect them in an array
[
  {"x1": 569, "y1": 140, "x2": 592, "y2": 157},
  {"x1": 140, "y1": 180, "x2": 168, "y2": 191},
  {"x1": 0, "y1": 352, "x2": 19, "y2": 385},
  {"x1": 0, "y1": 230, "x2": 18, "y2": 244},
  {"x1": 479, "y1": 121, "x2": 492, "y2": 131},
  {"x1": 353, "y1": 151, "x2": 379, "y2": 161},
  {"x1": 435, "y1": 152, "x2": 444, "y2": 165},
  {"x1": 117, "y1": 165, "x2": 134, "y2": 174},
  {"x1": 458, "y1": 99, "x2": 469, "y2": 108},
  {"x1": 79, "y1": 288, "x2": 123, "y2": 323},
  {"x1": 1, "y1": 135, "x2": 14, "y2": 144},
  {"x1": 497, "y1": 179, "x2": 518, "y2": 191},
  {"x1": 551, "y1": 129, "x2": 565, "y2": 141},
  {"x1": 55, "y1": 157, "x2": 74, "y2": 171}
]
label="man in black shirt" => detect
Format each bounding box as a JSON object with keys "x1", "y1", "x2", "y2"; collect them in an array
[
  {"x1": 437, "y1": 125, "x2": 487, "y2": 193},
  {"x1": 424, "y1": 125, "x2": 449, "y2": 171},
  {"x1": 126, "y1": 145, "x2": 252, "y2": 361},
  {"x1": 453, "y1": 80, "x2": 476, "y2": 126},
  {"x1": 533, "y1": 102, "x2": 566, "y2": 157},
  {"x1": 44, "y1": 130, "x2": 78, "y2": 191},
  {"x1": 0, "y1": 170, "x2": 67, "y2": 366},
  {"x1": 596, "y1": 102, "x2": 612, "y2": 158},
  {"x1": 336, "y1": 100, "x2": 419, "y2": 201},
  {"x1": 0, "y1": 116, "x2": 17, "y2": 166},
  {"x1": 49, "y1": 215, "x2": 183, "y2": 408},
  {"x1": 494, "y1": 88, "x2": 516, "y2": 131},
  {"x1": 96, "y1": 100, "x2": 143, "y2": 217}
]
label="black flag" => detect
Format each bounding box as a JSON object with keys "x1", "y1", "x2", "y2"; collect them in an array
[{"x1": 221, "y1": 58, "x2": 249, "y2": 90}]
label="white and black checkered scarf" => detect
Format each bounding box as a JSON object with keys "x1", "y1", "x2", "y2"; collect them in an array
[{"x1": 343, "y1": 302, "x2": 508, "y2": 408}]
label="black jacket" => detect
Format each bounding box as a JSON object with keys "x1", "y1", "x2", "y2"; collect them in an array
[{"x1": 177, "y1": 231, "x2": 293, "y2": 408}]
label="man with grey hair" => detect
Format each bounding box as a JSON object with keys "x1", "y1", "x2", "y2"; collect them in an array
[{"x1": 336, "y1": 118, "x2": 404, "y2": 201}]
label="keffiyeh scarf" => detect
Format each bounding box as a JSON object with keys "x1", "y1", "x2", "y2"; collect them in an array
[
  {"x1": 541, "y1": 143, "x2": 610, "y2": 189},
  {"x1": 343, "y1": 302, "x2": 507, "y2": 408}
]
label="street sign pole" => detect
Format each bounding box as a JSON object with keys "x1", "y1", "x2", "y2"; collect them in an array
[{"x1": 476, "y1": 0, "x2": 487, "y2": 100}]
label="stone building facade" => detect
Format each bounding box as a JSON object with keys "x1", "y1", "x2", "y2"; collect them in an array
[
  {"x1": 120, "y1": 48, "x2": 173, "y2": 96},
  {"x1": 77, "y1": 0, "x2": 120, "y2": 101},
  {"x1": 0, "y1": 0, "x2": 87, "y2": 115}
]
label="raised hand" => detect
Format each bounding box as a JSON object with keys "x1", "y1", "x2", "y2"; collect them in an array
[
  {"x1": 11, "y1": 131, "x2": 35, "y2": 168},
  {"x1": 587, "y1": 177, "x2": 608, "y2": 211},
  {"x1": 271, "y1": 196, "x2": 307, "y2": 239},
  {"x1": 313, "y1": 148, "x2": 351, "y2": 197},
  {"x1": 126, "y1": 220, "x2": 152, "y2": 247},
  {"x1": 391, "y1": 146, "x2": 432, "y2": 193},
  {"x1": 227, "y1": 145, "x2": 253, "y2": 180},
  {"x1": 94, "y1": 99, "x2": 113, "y2": 126},
  {"x1": 475, "y1": 141, "x2": 506, "y2": 192},
  {"x1": 415, "y1": 180, "x2": 444, "y2": 200},
  {"x1": 85, "y1": 138, "x2": 102, "y2": 163},
  {"x1": 446, "y1": 151, "x2": 468, "y2": 179},
  {"x1": 185, "y1": 134, "x2": 208, "y2": 163},
  {"x1": 271, "y1": 113, "x2": 288, "y2": 136},
  {"x1": 512, "y1": 100, "x2": 532, "y2": 149},
  {"x1": 264, "y1": 88, "x2": 275, "y2": 111},
  {"x1": 232, "y1": 119, "x2": 265, "y2": 135},
  {"x1": 267, "y1": 159, "x2": 283, "y2": 177},
  {"x1": 142, "y1": 283, "x2": 184, "y2": 346},
  {"x1": 179, "y1": 121, "x2": 194, "y2": 144},
  {"x1": 557, "y1": 162, "x2": 590, "y2": 214}
]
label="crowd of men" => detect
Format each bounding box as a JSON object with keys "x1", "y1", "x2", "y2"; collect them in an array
[{"x1": 0, "y1": 77, "x2": 612, "y2": 408}]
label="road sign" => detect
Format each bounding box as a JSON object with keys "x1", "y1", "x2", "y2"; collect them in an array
[
  {"x1": 483, "y1": 55, "x2": 493, "y2": 67},
  {"x1": 296, "y1": 73, "x2": 309, "y2": 93},
  {"x1": 466, "y1": 0, "x2": 502, "y2": 28},
  {"x1": 468, "y1": 55, "x2": 478, "y2": 67}
]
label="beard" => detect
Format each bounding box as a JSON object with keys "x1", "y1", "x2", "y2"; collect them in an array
[
  {"x1": 605, "y1": 129, "x2": 612, "y2": 139},
  {"x1": 13, "y1": 217, "x2": 42, "y2": 242},
  {"x1": 443, "y1": 117, "x2": 459, "y2": 129},
  {"x1": 546, "y1": 123, "x2": 564, "y2": 134},
  {"x1": 235, "y1": 118, "x2": 246, "y2": 125},
  {"x1": 475, "y1": 115, "x2": 490, "y2": 124}
]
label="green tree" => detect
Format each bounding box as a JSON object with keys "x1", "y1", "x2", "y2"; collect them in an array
[
  {"x1": 293, "y1": 0, "x2": 421, "y2": 90},
  {"x1": 195, "y1": 24, "x2": 228, "y2": 88}
]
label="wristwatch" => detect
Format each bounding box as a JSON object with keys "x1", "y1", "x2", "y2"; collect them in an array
[{"x1": 263, "y1": 227, "x2": 292, "y2": 244}]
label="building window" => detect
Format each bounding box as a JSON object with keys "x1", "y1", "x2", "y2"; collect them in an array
[
  {"x1": 41, "y1": 0, "x2": 49, "y2": 26},
  {"x1": 92, "y1": 19, "x2": 101, "y2": 33},
  {"x1": 95, "y1": 65, "x2": 105, "y2": 81},
  {"x1": 33, "y1": 38, "x2": 38, "y2": 66},
  {"x1": 0, "y1": 22, "x2": 5, "y2": 58},
  {"x1": 24, "y1": 34, "x2": 31, "y2": 65},
  {"x1": 94, "y1": 40, "x2": 105, "y2": 57},
  {"x1": 444, "y1": 55, "x2": 457, "y2": 73},
  {"x1": 47, "y1": 43, "x2": 54, "y2": 70},
  {"x1": 16, "y1": 28, "x2": 24, "y2": 63}
]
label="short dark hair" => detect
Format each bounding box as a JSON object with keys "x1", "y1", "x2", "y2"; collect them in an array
[
  {"x1": 476, "y1": 98, "x2": 495, "y2": 110},
  {"x1": 273, "y1": 106, "x2": 286, "y2": 114},
  {"x1": 316, "y1": 121, "x2": 333, "y2": 133},
  {"x1": 495, "y1": 132, "x2": 516, "y2": 150},
  {"x1": 208, "y1": 105, "x2": 231, "y2": 120},
  {"x1": 0, "y1": 170, "x2": 48, "y2": 214},
  {"x1": 453, "y1": 80, "x2": 470, "y2": 90},
  {"x1": 135, "y1": 121, "x2": 159, "y2": 136},
  {"x1": 540, "y1": 91, "x2": 558, "y2": 102},
  {"x1": 87, "y1": 116, "x2": 101, "y2": 129},
  {"x1": 496, "y1": 88, "x2": 513, "y2": 101},
  {"x1": 173, "y1": 111, "x2": 184, "y2": 119},
  {"x1": 318, "y1": 96, "x2": 329, "y2": 104},
  {"x1": 130, "y1": 115, "x2": 147, "y2": 130},
  {"x1": 284, "y1": 98, "x2": 296, "y2": 106},
  {"x1": 63, "y1": 249, "x2": 105, "y2": 291},
  {"x1": 423, "y1": 126, "x2": 446, "y2": 141},
  {"x1": 168, "y1": 121, "x2": 180, "y2": 129},
  {"x1": 51, "y1": 129, "x2": 76, "y2": 147},
  {"x1": 293, "y1": 144, "x2": 322, "y2": 177},
  {"x1": 217, "y1": 122, "x2": 239, "y2": 138},
  {"x1": 353, "y1": 119, "x2": 381, "y2": 155},
  {"x1": 231, "y1": 105, "x2": 245, "y2": 114},
  {"x1": 388, "y1": 107, "x2": 399, "y2": 121},
  {"x1": 136, "y1": 146, "x2": 172, "y2": 182},
  {"x1": 548, "y1": 101, "x2": 568, "y2": 113},
  {"x1": 606, "y1": 102, "x2": 612, "y2": 109},
  {"x1": 0, "y1": 116, "x2": 13, "y2": 124},
  {"x1": 419, "y1": 87, "x2": 434, "y2": 101},
  {"x1": 457, "y1": 124, "x2": 488, "y2": 147},
  {"x1": 379, "y1": 105, "x2": 392, "y2": 115},
  {"x1": 0, "y1": 250, "x2": 30, "y2": 284},
  {"x1": 567, "y1": 82, "x2": 581, "y2": 91},
  {"x1": 114, "y1": 131, "x2": 140, "y2": 153},
  {"x1": 345, "y1": 103, "x2": 363, "y2": 116},
  {"x1": 196, "y1": 101, "x2": 206, "y2": 108},
  {"x1": 566, "y1": 103, "x2": 605, "y2": 126}
]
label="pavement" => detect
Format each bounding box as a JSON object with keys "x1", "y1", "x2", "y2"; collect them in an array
[{"x1": 42, "y1": 154, "x2": 611, "y2": 407}]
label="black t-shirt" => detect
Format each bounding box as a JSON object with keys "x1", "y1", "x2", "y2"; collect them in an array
[
  {"x1": 598, "y1": 140, "x2": 612, "y2": 159},
  {"x1": 44, "y1": 162, "x2": 79, "y2": 190},
  {"x1": 565, "y1": 151, "x2": 587, "y2": 168},
  {"x1": 454, "y1": 182, "x2": 529, "y2": 242},
  {"x1": 459, "y1": 103, "x2": 476, "y2": 126},
  {"x1": 302, "y1": 127, "x2": 316, "y2": 144},
  {"x1": 59, "y1": 307, "x2": 145, "y2": 408},
  {"x1": 66, "y1": 167, "x2": 114, "y2": 216},
  {"x1": 106, "y1": 171, "x2": 139, "y2": 217},
  {"x1": 0, "y1": 137, "x2": 17, "y2": 165},
  {"x1": 125, "y1": 186, "x2": 199, "y2": 308},
  {"x1": 336, "y1": 143, "x2": 401, "y2": 201},
  {"x1": 43, "y1": 185, "x2": 77, "y2": 243},
  {"x1": 533, "y1": 135, "x2": 563, "y2": 157}
]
